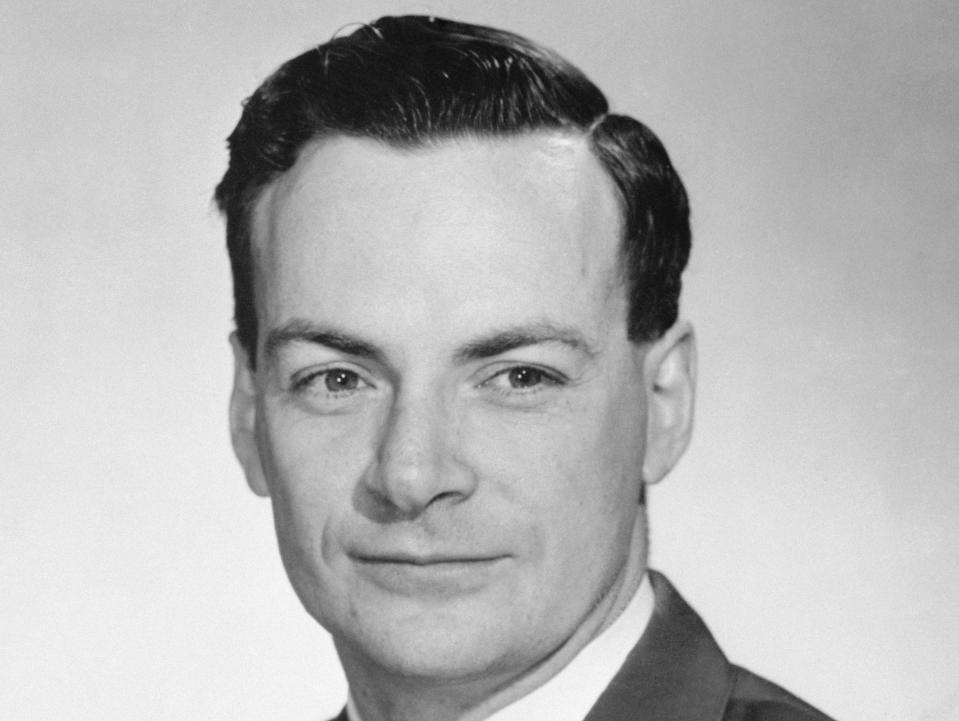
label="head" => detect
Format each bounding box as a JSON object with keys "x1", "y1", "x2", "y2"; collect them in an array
[{"x1": 216, "y1": 15, "x2": 694, "y2": 709}]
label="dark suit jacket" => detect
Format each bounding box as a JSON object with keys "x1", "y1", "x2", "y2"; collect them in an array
[{"x1": 331, "y1": 570, "x2": 835, "y2": 721}]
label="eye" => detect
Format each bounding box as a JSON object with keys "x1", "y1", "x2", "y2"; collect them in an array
[
  {"x1": 291, "y1": 366, "x2": 372, "y2": 396},
  {"x1": 504, "y1": 366, "x2": 548, "y2": 389},
  {"x1": 481, "y1": 365, "x2": 565, "y2": 395},
  {"x1": 323, "y1": 368, "x2": 361, "y2": 392}
]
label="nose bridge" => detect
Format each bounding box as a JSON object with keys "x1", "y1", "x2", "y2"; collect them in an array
[
  {"x1": 370, "y1": 380, "x2": 470, "y2": 514},
  {"x1": 383, "y1": 386, "x2": 443, "y2": 475}
]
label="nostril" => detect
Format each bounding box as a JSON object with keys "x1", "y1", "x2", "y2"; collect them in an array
[{"x1": 430, "y1": 489, "x2": 464, "y2": 505}]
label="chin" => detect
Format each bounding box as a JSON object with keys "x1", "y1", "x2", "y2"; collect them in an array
[{"x1": 332, "y1": 598, "x2": 535, "y2": 685}]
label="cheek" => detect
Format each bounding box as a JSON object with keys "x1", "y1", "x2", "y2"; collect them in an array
[
  {"x1": 460, "y1": 394, "x2": 645, "y2": 548},
  {"x1": 467, "y1": 383, "x2": 644, "y2": 484},
  {"x1": 453, "y1": 406, "x2": 643, "y2": 635},
  {"x1": 256, "y1": 408, "x2": 375, "y2": 560},
  {"x1": 259, "y1": 399, "x2": 377, "y2": 486}
]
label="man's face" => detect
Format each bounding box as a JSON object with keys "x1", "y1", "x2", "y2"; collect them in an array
[{"x1": 232, "y1": 133, "x2": 669, "y2": 687}]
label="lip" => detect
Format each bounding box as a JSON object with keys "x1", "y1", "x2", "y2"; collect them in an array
[
  {"x1": 357, "y1": 552, "x2": 506, "y2": 565},
  {"x1": 352, "y1": 554, "x2": 509, "y2": 596}
]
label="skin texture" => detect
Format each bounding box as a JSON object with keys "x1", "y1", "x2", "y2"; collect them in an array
[{"x1": 230, "y1": 133, "x2": 695, "y2": 721}]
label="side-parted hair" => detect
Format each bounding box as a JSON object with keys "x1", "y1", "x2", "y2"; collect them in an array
[{"x1": 215, "y1": 15, "x2": 691, "y2": 366}]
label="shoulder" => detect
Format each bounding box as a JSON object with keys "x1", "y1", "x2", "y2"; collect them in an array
[
  {"x1": 723, "y1": 665, "x2": 835, "y2": 721},
  {"x1": 585, "y1": 571, "x2": 837, "y2": 721}
]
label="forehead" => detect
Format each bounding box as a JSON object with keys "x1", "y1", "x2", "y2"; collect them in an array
[{"x1": 251, "y1": 133, "x2": 626, "y2": 347}]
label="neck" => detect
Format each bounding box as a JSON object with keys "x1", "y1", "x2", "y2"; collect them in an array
[{"x1": 342, "y1": 516, "x2": 649, "y2": 721}]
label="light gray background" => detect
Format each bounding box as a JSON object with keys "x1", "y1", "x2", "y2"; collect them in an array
[{"x1": 3, "y1": 2, "x2": 958, "y2": 720}]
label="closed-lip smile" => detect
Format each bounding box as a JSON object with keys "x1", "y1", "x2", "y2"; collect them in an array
[
  {"x1": 352, "y1": 552, "x2": 510, "y2": 595},
  {"x1": 356, "y1": 553, "x2": 506, "y2": 565}
]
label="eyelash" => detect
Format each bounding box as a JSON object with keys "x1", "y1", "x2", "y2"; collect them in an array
[
  {"x1": 481, "y1": 365, "x2": 566, "y2": 394},
  {"x1": 291, "y1": 367, "x2": 370, "y2": 395}
]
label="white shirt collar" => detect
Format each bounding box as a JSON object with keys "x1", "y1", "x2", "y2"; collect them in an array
[{"x1": 346, "y1": 573, "x2": 654, "y2": 721}]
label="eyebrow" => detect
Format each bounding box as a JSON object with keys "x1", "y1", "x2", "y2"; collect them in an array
[
  {"x1": 452, "y1": 322, "x2": 597, "y2": 363},
  {"x1": 264, "y1": 320, "x2": 385, "y2": 364},
  {"x1": 263, "y1": 319, "x2": 597, "y2": 366}
]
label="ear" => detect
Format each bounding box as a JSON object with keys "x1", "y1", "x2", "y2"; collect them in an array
[
  {"x1": 229, "y1": 333, "x2": 270, "y2": 497},
  {"x1": 641, "y1": 321, "x2": 696, "y2": 485}
]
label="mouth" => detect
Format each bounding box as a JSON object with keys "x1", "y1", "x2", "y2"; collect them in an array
[
  {"x1": 357, "y1": 553, "x2": 506, "y2": 565},
  {"x1": 352, "y1": 553, "x2": 509, "y2": 596}
]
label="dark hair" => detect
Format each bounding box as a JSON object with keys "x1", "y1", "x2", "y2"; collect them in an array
[{"x1": 215, "y1": 16, "x2": 690, "y2": 365}]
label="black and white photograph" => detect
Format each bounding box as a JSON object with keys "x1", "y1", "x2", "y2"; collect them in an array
[{"x1": 3, "y1": 3, "x2": 958, "y2": 720}]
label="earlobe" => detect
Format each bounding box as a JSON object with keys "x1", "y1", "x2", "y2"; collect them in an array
[
  {"x1": 641, "y1": 321, "x2": 696, "y2": 485},
  {"x1": 228, "y1": 333, "x2": 271, "y2": 498}
]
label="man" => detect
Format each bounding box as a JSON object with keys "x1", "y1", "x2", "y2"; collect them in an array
[{"x1": 215, "y1": 16, "x2": 833, "y2": 721}]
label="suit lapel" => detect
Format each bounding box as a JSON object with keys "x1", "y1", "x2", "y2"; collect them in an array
[{"x1": 583, "y1": 571, "x2": 735, "y2": 721}]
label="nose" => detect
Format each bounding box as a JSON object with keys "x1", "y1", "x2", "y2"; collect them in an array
[{"x1": 365, "y1": 388, "x2": 477, "y2": 517}]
